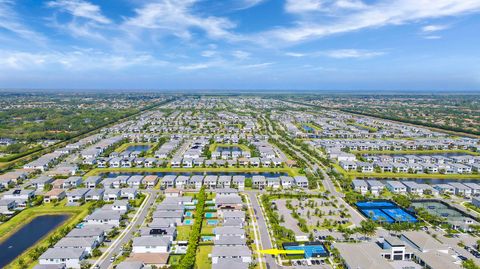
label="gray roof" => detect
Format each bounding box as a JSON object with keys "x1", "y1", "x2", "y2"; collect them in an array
[
  {"x1": 214, "y1": 236, "x2": 246, "y2": 246},
  {"x1": 212, "y1": 259, "x2": 248, "y2": 269},
  {"x1": 252, "y1": 175, "x2": 266, "y2": 182},
  {"x1": 214, "y1": 227, "x2": 245, "y2": 236},
  {"x1": 153, "y1": 210, "x2": 184, "y2": 218},
  {"x1": 33, "y1": 265, "x2": 66, "y2": 269},
  {"x1": 132, "y1": 236, "x2": 170, "y2": 247},
  {"x1": 55, "y1": 236, "x2": 97, "y2": 248},
  {"x1": 40, "y1": 247, "x2": 85, "y2": 259},
  {"x1": 66, "y1": 188, "x2": 89, "y2": 196},
  {"x1": 333, "y1": 242, "x2": 394, "y2": 269},
  {"x1": 156, "y1": 203, "x2": 184, "y2": 212},
  {"x1": 84, "y1": 176, "x2": 101, "y2": 184},
  {"x1": 216, "y1": 195, "x2": 242, "y2": 205},
  {"x1": 211, "y1": 246, "x2": 251, "y2": 257},
  {"x1": 116, "y1": 261, "x2": 144, "y2": 269},
  {"x1": 67, "y1": 227, "x2": 105, "y2": 238},
  {"x1": 86, "y1": 209, "x2": 122, "y2": 221},
  {"x1": 232, "y1": 175, "x2": 245, "y2": 183},
  {"x1": 223, "y1": 211, "x2": 245, "y2": 219}
]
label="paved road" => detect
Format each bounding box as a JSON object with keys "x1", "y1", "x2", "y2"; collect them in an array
[
  {"x1": 93, "y1": 190, "x2": 157, "y2": 269},
  {"x1": 173, "y1": 139, "x2": 191, "y2": 159},
  {"x1": 246, "y1": 190, "x2": 281, "y2": 269}
]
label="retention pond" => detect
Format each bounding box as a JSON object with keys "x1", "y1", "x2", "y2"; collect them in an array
[{"x1": 0, "y1": 214, "x2": 69, "y2": 267}]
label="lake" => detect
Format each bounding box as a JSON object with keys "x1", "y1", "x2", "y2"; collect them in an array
[
  {"x1": 125, "y1": 145, "x2": 151, "y2": 152},
  {"x1": 216, "y1": 146, "x2": 242, "y2": 152},
  {"x1": 303, "y1": 125, "x2": 314, "y2": 132},
  {"x1": 0, "y1": 214, "x2": 69, "y2": 267}
]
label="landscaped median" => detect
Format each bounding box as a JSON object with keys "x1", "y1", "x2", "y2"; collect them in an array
[
  {"x1": 1, "y1": 201, "x2": 97, "y2": 269},
  {"x1": 83, "y1": 166, "x2": 301, "y2": 177}
]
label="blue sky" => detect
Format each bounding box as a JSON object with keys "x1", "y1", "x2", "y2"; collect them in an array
[{"x1": 0, "y1": 0, "x2": 479, "y2": 90}]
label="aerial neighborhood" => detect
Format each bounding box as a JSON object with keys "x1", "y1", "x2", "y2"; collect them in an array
[{"x1": 0, "y1": 96, "x2": 479, "y2": 269}]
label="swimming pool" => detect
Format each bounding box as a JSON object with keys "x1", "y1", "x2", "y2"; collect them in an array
[
  {"x1": 284, "y1": 244, "x2": 328, "y2": 258},
  {"x1": 201, "y1": 235, "x2": 214, "y2": 242},
  {"x1": 184, "y1": 211, "x2": 193, "y2": 217},
  {"x1": 207, "y1": 220, "x2": 218, "y2": 225},
  {"x1": 205, "y1": 212, "x2": 216, "y2": 218},
  {"x1": 183, "y1": 219, "x2": 194, "y2": 225}
]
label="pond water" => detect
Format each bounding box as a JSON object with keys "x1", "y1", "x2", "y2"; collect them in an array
[
  {"x1": 125, "y1": 145, "x2": 151, "y2": 152},
  {"x1": 0, "y1": 214, "x2": 69, "y2": 268},
  {"x1": 303, "y1": 125, "x2": 314, "y2": 132},
  {"x1": 216, "y1": 146, "x2": 242, "y2": 152}
]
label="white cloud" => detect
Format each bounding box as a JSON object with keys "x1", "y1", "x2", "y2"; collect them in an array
[
  {"x1": 47, "y1": 0, "x2": 112, "y2": 40},
  {"x1": 285, "y1": 52, "x2": 306, "y2": 57},
  {"x1": 285, "y1": 0, "x2": 324, "y2": 13},
  {"x1": 262, "y1": 0, "x2": 480, "y2": 43},
  {"x1": 0, "y1": 49, "x2": 166, "y2": 70},
  {"x1": 423, "y1": 35, "x2": 442, "y2": 39},
  {"x1": 0, "y1": 0, "x2": 46, "y2": 44},
  {"x1": 240, "y1": 62, "x2": 273, "y2": 68},
  {"x1": 47, "y1": 0, "x2": 111, "y2": 24},
  {"x1": 201, "y1": 50, "x2": 217, "y2": 57},
  {"x1": 124, "y1": 0, "x2": 237, "y2": 40},
  {"x1": 421, "y1": 24, "x2": 449, "y2": 32},
  {"x1": 232, "y1": 50, "x2": 250, "y2": 60},
  {"x1": 178, "y1": 63, "x2": 212, "y2": 70},
  {"x1": 322, "y1": 49, "x2": 385, "y2": 58},
  {"x1": 285, "y1": 49, "x2": 384, "y2": 58},
  {"x1": 235, "y1": 0, "x2": 267, "y2": 10}
]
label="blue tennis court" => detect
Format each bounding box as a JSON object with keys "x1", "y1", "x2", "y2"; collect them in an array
[
  {"x1": 361, "y1": 209, "x2": 394, "y2": 223},
  {"x1": 356, "y1": 201, "x2": 417, "y2": 223},
  {"x1": 383, "y1": 208, "x2": 417, "y2": 223},
  {"x1": 284, "y1": 244, "x2": 327, "y2": 258}
]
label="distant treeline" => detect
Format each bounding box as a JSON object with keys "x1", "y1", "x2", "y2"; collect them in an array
[{"x1": 340, "y1": 109, "x2": 480, "y2": 137}]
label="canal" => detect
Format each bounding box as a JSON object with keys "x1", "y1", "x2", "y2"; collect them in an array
[{"x1": 0, "y1": 214, "x2": 69, "y2": 268}]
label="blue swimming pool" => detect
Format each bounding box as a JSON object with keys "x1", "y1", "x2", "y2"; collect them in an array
[
  {"x1": 284, "y1": 244, "x2": 327, "y2": 258},
  {"x1": 356, "y1": 201, "x2": 417, "y2": 223},
  {"x1": 185, "y1": 211, "x2": 193, "y2": 217},
  {"x1": 205, "y1": 212, "x2": 216, "y2": 218},
  {"x1": 183, "y1": 219, "x2": 194, "y2": 225},
  {"x1": 201, "y1": 235, "x2": 214, "y2": 241},
  {"x1": 207, "y1": 220, "x2": 218, "y2": 225}
]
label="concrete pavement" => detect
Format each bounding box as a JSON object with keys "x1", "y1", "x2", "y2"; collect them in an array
[{"x1": 91, "y1": 190, "x2": 157, "y2": 269}]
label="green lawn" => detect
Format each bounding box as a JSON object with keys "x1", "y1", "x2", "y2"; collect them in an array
[
  {"x1": 176, "y1": 225, "x2": 193, "y2": 241},
  {"x1": 195, "y1": 246, "x2": 212, "y2": 269},
  {"x1": 201, "y1": 225, "x2": 214, "y2": 235},
  {"x1": 167, "y1": 254, "x2": 183, "y2": 266},
  {"x1": 2, "y1": 201, "x2": 95, "y2": 268},
  {"x1": 209, "y1": 143, "x2": 250, "y2": 153}
]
